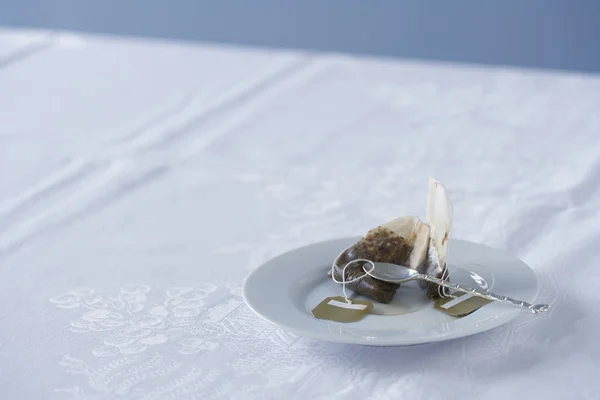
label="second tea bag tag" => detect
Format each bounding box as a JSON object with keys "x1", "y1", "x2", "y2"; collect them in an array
[
  {"x1": 311, "y1": 296, "x2": 374, "y2": 323},
  {"x1": 434, "y1": 292, "x2": 492, "y2": 317}
]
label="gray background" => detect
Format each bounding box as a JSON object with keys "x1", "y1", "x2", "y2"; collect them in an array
[{"x1": 1, "y1": 0, "x2": 599, "y2": 73}]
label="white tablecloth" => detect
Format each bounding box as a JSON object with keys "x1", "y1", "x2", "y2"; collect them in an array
[{"x1": 1, "y1": 28, "x2": 599, "y2": 400}]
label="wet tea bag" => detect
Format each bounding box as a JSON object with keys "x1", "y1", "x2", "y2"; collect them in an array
[
  {"x1": 329, "y1": 215, "x2": 430, "y2": 304},
  {"x1": 417, "y1": 177, "x2": 454, "y2": 299},
  {"x1": 327, "y1": 177, "x2": 453, "y2": 304}
]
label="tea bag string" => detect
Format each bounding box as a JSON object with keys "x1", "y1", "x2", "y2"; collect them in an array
[
  {"x1": 438, "y1": 264, "x2": 453, "y2": 299},
  {"x1": 430, "y1": 224, "x2": 495, "y2": 299},
  {"x1": 332, "y1": 257, "x2": 495, "y2": 302},
  {"x1": 331, "y1": 257, "x2": 448, "y2": 302},
  {"x1": 443, "y1": 263, "x2": 496, "y2": 298},
  {"x1": 427, "y1": 235, "x2": 452, "y2": 299},
  {"x1": 430, "y1": 195, "x2": 454, "y2": 299},
  {"x1": 330, "y1": 259, "x2": 376, "y2": 304}
]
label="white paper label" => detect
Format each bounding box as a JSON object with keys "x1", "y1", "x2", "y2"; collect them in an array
[
  {"x1": 440, "y1": 293, "x2": 473, "y2": 309},
  {"x1": 327, "y1": 299, "x2": 368, "y2": 310}
]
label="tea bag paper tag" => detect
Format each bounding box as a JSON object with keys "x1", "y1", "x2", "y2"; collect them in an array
[
  {"x1": 311, "y1": 296, "x2": 374, "y2": 323},
  {"x1": 434, "y1": 292, "x2": 492, "y2": 317}
]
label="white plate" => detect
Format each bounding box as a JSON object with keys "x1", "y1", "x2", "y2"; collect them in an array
[{"x1": 243, "y1": 237, "x2": 540, "y2": 346}]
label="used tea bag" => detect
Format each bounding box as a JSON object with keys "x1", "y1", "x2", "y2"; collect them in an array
[
  {"x1": 328, "y1": 177, "x2": 453, "y2": 304},
  {"x1": 329, "y1": 216, "x2": 430, "y2": 304},
  {"x1": 417, "y1": 177, "x2": 454, "y2": 298}
]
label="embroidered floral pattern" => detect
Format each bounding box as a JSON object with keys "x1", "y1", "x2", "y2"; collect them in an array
[
  {"x1": 51, "y1": 284, "x2": 218, "y2": 357},
  {"x1": 51, "y1": 283, "x2": 318, "y2": 399}
]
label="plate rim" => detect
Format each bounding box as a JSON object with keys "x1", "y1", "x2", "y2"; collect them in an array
[{"x1": 243, "y1": 237, "x2": 540, "y2": 346}]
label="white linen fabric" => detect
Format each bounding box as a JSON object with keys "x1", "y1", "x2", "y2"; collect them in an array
[{"x1": 1, "y1": 28, "x2": 599, "y2": 400}]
